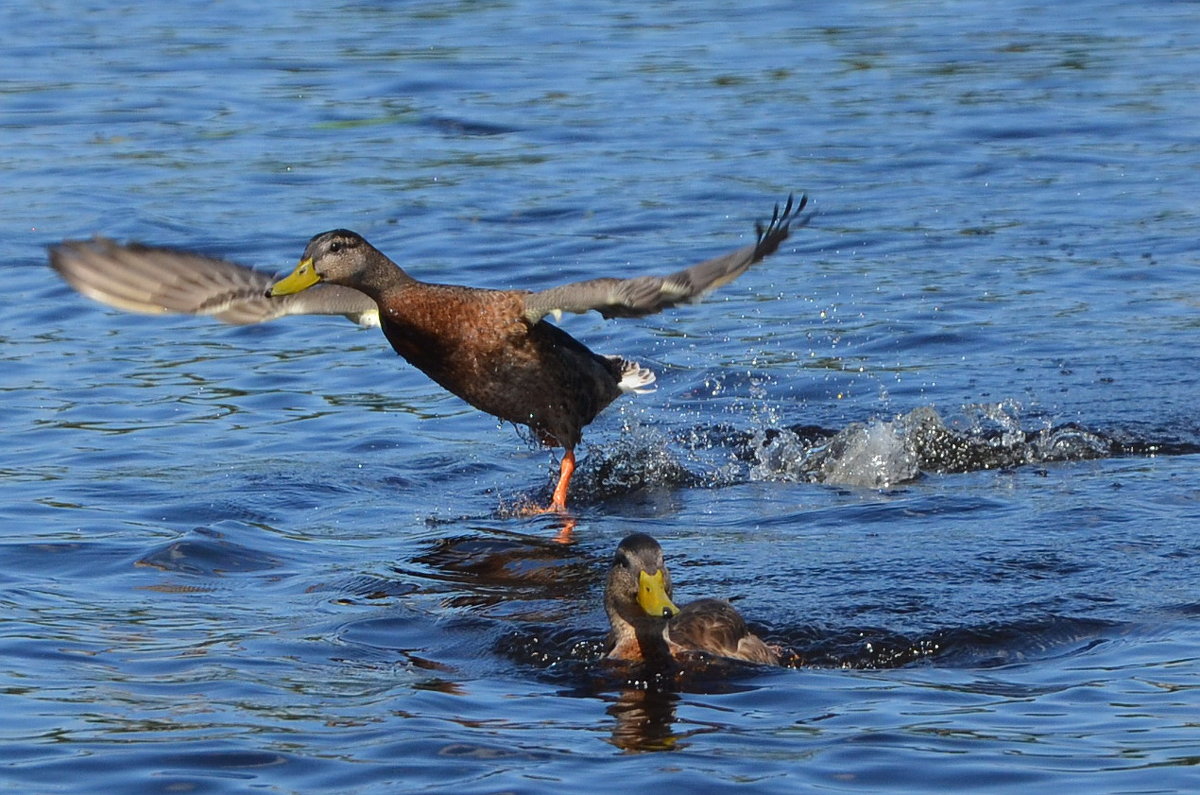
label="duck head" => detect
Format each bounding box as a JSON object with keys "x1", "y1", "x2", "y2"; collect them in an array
[
  {"x1": 606, "y1": 532, "x2": 681, "y2": 623},
  {"x1": 268, "y1": 229, "x2": 400, "y2": 296}
]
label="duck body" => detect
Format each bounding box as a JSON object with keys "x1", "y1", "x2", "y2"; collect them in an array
[
  {"x1": 604, "y1": 532, "x2": 779, "y2": 666},
  {"x1": 372, "y1": 279, "x2": 625, "y2": 449},
  {"x1": 664, "y1": 597, "x2": 780, "y2": 665}
]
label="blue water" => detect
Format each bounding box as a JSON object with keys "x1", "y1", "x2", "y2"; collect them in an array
[{"x1": 5, "y1": 1, "x2": 1200, "y2": 791}]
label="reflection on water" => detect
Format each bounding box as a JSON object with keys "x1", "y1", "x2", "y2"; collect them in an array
[
  {"x1": 607, "y1": 689, "x2": 683, "y2": 752},
  {"x1": 408, "y1": 529, "x2": 592, "y2": 613}
]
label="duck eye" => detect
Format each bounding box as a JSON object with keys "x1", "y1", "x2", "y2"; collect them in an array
[
  {"x1": 614, "y1": 551, "x2": 630, "y2": 569},
  {"x1": 328, "y1": 241, "x2": 343, "y2": 254}
]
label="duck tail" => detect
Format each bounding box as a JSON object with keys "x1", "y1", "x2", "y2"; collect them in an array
[{"x1": 608, "y1": 356, "x2": 657, "y2": 395}]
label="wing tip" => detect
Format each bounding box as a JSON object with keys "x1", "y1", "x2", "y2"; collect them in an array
[{"x1": 753, "y1": 192, "x2": 811, "y2": 256}]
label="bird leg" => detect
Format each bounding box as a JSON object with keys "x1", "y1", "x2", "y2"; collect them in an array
[
  {"x1": 512, "y1": 448, "x2": 576, "y2": 521},
  {"x1": 547, "y1": 448, "x2": 576, "y2": 514}
]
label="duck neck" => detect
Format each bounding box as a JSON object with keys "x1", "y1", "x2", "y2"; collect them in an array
[
  {"x1": 607, "y1": 606, "x2": 673, "y2": 663},
  {"x1": 351, "y1": 253, "x2": 418, "y2": 302}
]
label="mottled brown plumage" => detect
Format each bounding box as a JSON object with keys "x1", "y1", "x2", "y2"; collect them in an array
[
  {"x1": 47, "y1": 196, "x2": 807, "y2": 511},
  {"x1": 604, "y1": 533, "x2": 780, "y2": 665},
  {"x1": 366, "y1": 272, "x2": 626, "y2": 451}
]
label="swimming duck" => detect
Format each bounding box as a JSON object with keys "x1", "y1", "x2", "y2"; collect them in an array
[
  {"x1": 49, "y1": 195, "x2": 806, "y2": 511},
  {"x1": 605, "y1": 532, "x2": 779, "y2": 665}
]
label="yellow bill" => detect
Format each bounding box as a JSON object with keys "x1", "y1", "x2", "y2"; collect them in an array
[
  {"x1": 637, "y1": 569, "x2": 680, "y2": 619},
  {"x1": 268, "y1": 258, "x2": 321, "y2": 296}
]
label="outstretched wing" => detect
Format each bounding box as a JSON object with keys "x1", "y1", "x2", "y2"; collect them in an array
[
  {"x1": 523, "y1": 194, "x2": 808, "y2": 323},
  {"x1": 48, "y1": 237, "x2": 379, "y2": 327}
]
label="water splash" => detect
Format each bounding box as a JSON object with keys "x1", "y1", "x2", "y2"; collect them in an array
[
  {"x1": 554, "y1": 402, "x2": 1194, "y2": 504},
  {"x1": 571, "y1": 422, "x2": 698, "y2": 503},
  {"x1": 751, "y1": 418, "x2": 920, "y2": 487},
  {"x1": 746, "y1": 403, "x2": 1121, "y2": 488}
]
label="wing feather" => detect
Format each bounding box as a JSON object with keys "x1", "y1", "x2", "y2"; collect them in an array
[
  {"x1": 523, "y1": 194, "x2": 808, "y2": 323},
  {"x1": 48, "y1": 238, "x2": 379, "y2": 326}
]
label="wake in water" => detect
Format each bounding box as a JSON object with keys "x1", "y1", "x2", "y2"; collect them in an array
[
  {"x1": 496, "y1": 612, "x2": 1118, "y2": 681},
  {"x1": 569, "y1": 400, "x2": 1197, "y2": 497}
]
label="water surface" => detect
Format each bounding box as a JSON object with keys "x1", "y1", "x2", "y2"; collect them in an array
[{"x1": 4, "y1": 1, "x2": 1200, "y2": 792}]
